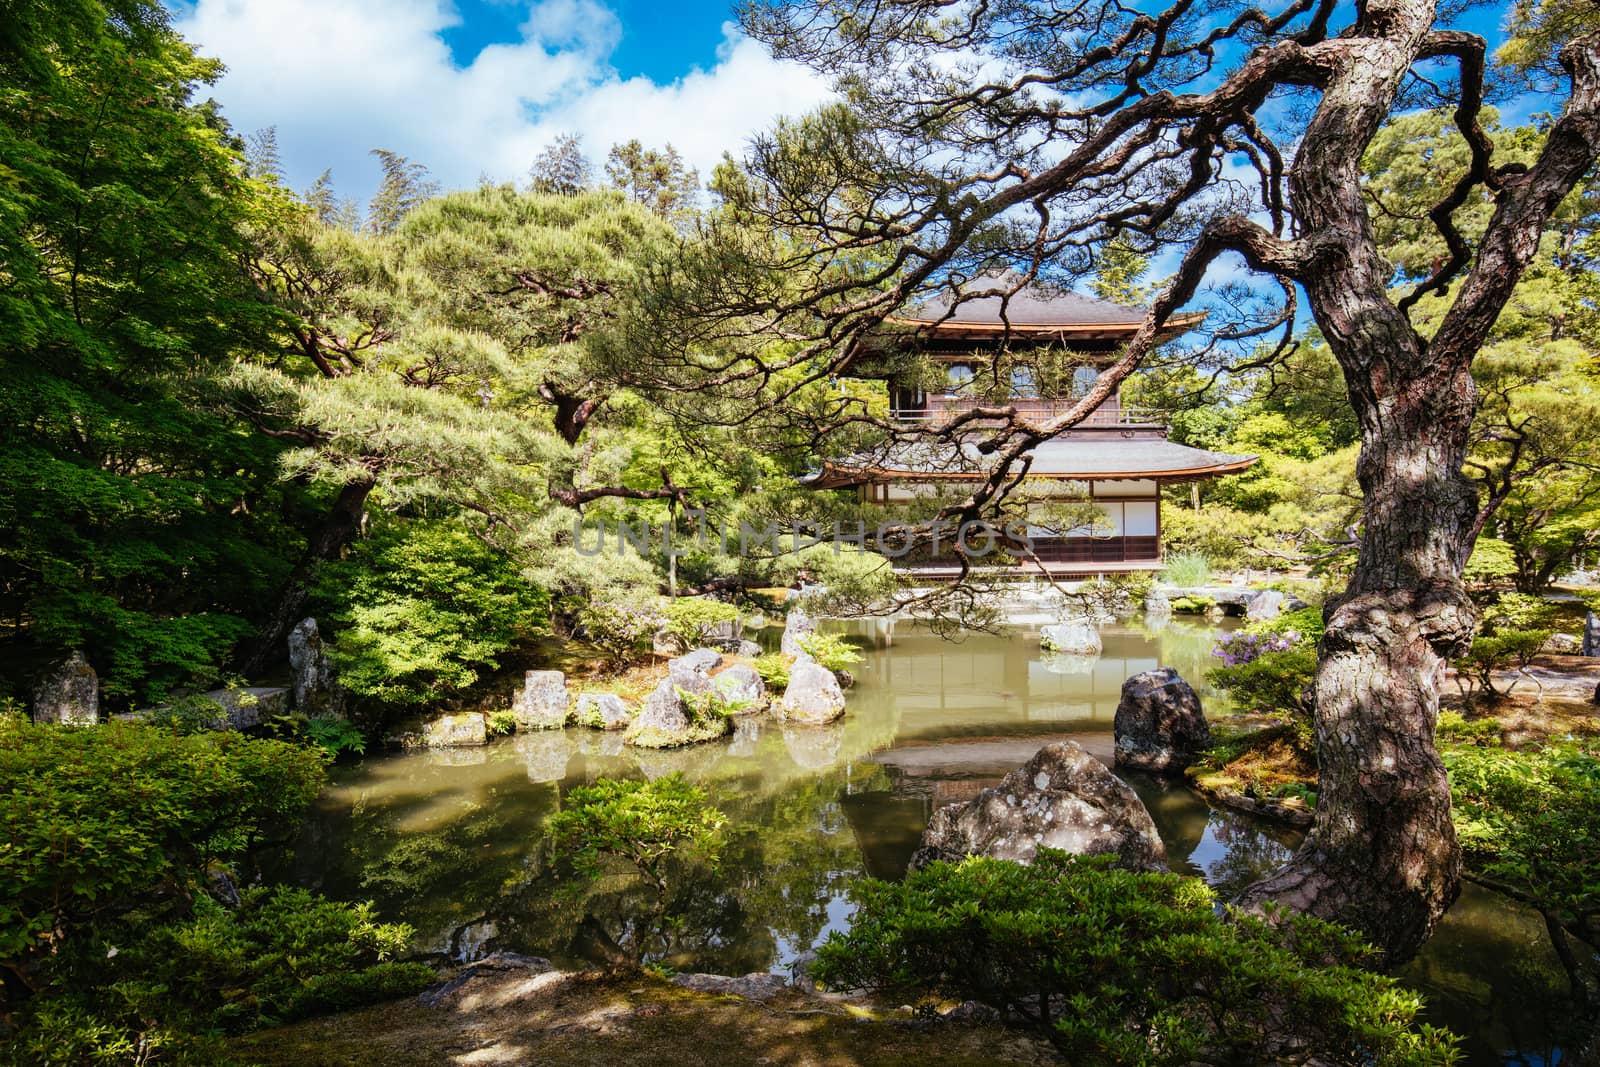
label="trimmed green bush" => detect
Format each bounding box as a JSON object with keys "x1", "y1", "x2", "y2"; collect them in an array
[
  {"x1": 814, "y1": 851, "x2": 1458, "y2": 1065},
  {"x1": 661, "y1": 597, "x2": 741, "y2": 645},
  {"x1": 314, "y1": 519, "x2": 549, "y2": 708}
]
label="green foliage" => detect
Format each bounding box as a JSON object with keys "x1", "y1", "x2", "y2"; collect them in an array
[
  {"x1": 1169, "y1": 595, "x2": 1214, "y2": 614},
  {"x1": 1209, "y1": 644, "x2": 1319, "y2": 717},
  {"x1": 661, "y1": 598, "x2": 741, "y2": 645},
  {"x1": 796, "y1": 631, "x2": 863, "y2": 672},
  {"x1": 1435, "y1": 710, "x2": 1501, "y2": 745},
  {"x1": 1464, "y1": 538, "x2": 1519, "y2": 587},
  {"x1": 1452, "y1": 630, "x2": 1551, "y2": 698},
  {"x1": 0, "y1": 0, "x2": 305, "y2": 707},
  {"x1": 1444, "y1": 740, "x2": 1600, "y2": 959},
  {"x1": 305, "y1": 714, "x2": 368, "y2": 758},
  {"x1": 1158, "y1": 551, "x2": 1212, "y2": 587},
  {"x1": 1480, "y1": 592, "x2": 1558, "y2": 633},
  {"x1": 578, "y1": 598, "x2": 663, "y2": 665},
  {"x1": 813, "y1": 852, "x2": 1458, "y2": 1065},
  {"x1": 0, "y1": 717, "x2": 326, "y2": 971},
  {"x1": 752, "y1": 653, "x2": 792, "y2": 690},
  {"x1": 486, "y1": 709, "x2": 518, "y2": 737},
  {"x1": 548, "y1": 775, "x2": 728, "y2": 893},
  {"x1": 315, "y1": 519, "x2": 549, "y2": 709},
  {"x1": 5, "y1": 887, "x2": 432, "y2": 1064}
]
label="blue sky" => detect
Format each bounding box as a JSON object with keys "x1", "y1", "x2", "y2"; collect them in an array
[{"x1": 440, "y1": 0, "x2": 736, "y2": 82}]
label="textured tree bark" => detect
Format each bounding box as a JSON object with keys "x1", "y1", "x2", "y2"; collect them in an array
[{"x1": 238, "y1": 478, "x2": 375, "y2": 677}]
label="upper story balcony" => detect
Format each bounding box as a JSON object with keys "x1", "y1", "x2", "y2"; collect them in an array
[{"x1": 888, "y1": 394, "x2": 1167, "y2": 431}]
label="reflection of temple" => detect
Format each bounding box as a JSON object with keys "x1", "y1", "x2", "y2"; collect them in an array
[
  {"x1": 858, "y1": 624, "x2": 1168, "y2": 732},
  {"x1": 805, "y1": 274, "x2": 1256, "y2": 575}
]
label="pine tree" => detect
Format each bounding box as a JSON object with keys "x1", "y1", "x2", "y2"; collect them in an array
[
  {"x1": 528, "y1": 133, "x2": 592, "y2": 196},
  {"x1": 365, "y1": 149, "x2": 441, "y2": 234},
  {"x1": 605, "y1": 140, "x2": 701, "y2": 222}
]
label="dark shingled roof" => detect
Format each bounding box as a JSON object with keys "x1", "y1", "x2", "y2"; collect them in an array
[
  {"x1": 805, "y1": 437, "x2": 1257, "y2": 488},
  {"x1": 904, "y1": 271, "x2": 1148, "y2": 327}
]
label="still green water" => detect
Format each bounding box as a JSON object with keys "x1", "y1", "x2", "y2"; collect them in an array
[{"x1": 277, "y1": 620, "x2": 1578, "y2": 1065}]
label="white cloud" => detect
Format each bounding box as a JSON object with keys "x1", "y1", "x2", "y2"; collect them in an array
[{"x1": 172, "y1": 0, "x2": 831, "y2": 203}]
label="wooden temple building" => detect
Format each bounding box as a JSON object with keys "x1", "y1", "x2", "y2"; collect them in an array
[{"x1": 805, "y1": 276, "x2": 1257, "y2": 576}]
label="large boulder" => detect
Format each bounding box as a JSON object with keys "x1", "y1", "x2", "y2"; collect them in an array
[
  {"x1": 625, "y1": 666, "x2": 729, "y2": 748},
  {"x1": 287, "y1": 618, "x2": 342, "y2": 715},
  {"x1": 1040, "y1": 619, "x2": 1101, "y2": 656},
  {"x1": 574, "y1": 692, "x2": 631, "y2": 731},
  {"x1": 32, "y1": 652, "x2": 99, "y2": 725},
  {"x1": 423, "y1": 712, "x2": 488, "y2": 748},
  {"x1": 1245, "y1": 589, "x2": 1286, "y2": 622},
  {"x1": 652, "y1": 626, "x2": 689, "y2": 657},
  {"x1": 780, "y1": 610, "x2": 818, "y2": 658},
  {"x1": 198, "y1": 686, "x2": 289, "y2": 730},
  {"x1": 733, "y1": 639, "x2": 764, "y2": 658},
  {"x1": 1545, "y1": 632, "x2": 1583, "y2": 655},
  {"x1": 1113, "y1": 667, "x2": 1210, "y2": 775},
  {"x1": 1144, "y1": 587, "x2": 1172, "y2": 617},
  {"x1": 670, "y1": 648, "x2": 723, "y2": 674},
  {"x1": 1585, "y1": 611, "x2": 1600, "y2": 657},
  {"x1": 777, "y1": 659, "x2": 846, "y2": 724},
  {"x1": 712, "y1": 664, "x2": 767, "y2": 711},
  {"x1": 911, "y1": 741, "x2": 1166, "y2": 873},
  {"x1": 514, "y1": 670, "x2": 569, "y2": 730}
]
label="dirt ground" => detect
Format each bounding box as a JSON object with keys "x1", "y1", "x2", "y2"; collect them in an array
[{"x1": 232, "y1": 965, "x2": 1057, "y2": 1067}]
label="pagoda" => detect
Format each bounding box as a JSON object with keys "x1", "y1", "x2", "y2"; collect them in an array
[{"x1": 805, "y1": 275, "x2": 1257, "y2": 576}]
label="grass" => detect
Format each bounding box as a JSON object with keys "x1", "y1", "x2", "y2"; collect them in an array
[{"x1": 1159, "y1": 551, "x2": 1212, "y2": 588}]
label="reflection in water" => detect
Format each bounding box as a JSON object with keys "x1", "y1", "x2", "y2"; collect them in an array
[{"x1": 274, "y1": 621, "x2": 1570, "y2": 1065}]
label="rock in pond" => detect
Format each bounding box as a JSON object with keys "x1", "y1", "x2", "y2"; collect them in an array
[
  {"x1": 911, "y1": 740, "x2": 1166, "y2": 873},
  {"x1": 423, "y1": 712, "x2": 488, "y2": 748},
  {"x1": 1113, "y1": 667, "x2": 1210, "y2": 775},
  {"x1": 287, "y1": 617, "x2": 342, "y2": 715},
  {"x1": 780, "y1": 609, "x2": 818, "y2": 658},
  {"x1": 199, "y1": 686, "x2": 289, "y2": 730},
  {"x1": 514, "y1": 670, "x2": 569, "y2": 730},
  {"x1": 712, "y1": 663, "x2": 767, "y2": 711},
  {"x1": 574, "y1": 692, "x2": 631, "y2": 730},
  {"x1": 1040, "y1": 619, "x2": 1101, "y2": 656},
  {"x1": 32, "y1": 651, "x2": 99, "y2": 725},
  {"x1": 1145, "y1": 587, "x2": 1173, "y2": 617},
  {"x1": 670, "y1": 647, "x2": 723, "y2": 674},
  {"x1": 777, "y1": 659, "x2": 846, "y2": 724},
  {"x1": 625, "y1": 667, "x2": 730, "y2": 749}
]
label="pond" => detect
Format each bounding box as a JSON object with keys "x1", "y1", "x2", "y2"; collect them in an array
[{"x1": 274, "y1": 619, "x2": 1579, "y2": 1066}]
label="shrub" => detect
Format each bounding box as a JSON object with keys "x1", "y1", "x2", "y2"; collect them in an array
[
  {"x1": 1159, "y1": 550, "x2": 1212, "y2": 587},
  {"x1": 1463, "y1": 537, "x2": 1518, "y2": 588},
  {"x1": 813, "y1": 852, "x2": 1457, "y2": 1065},
  {"x1": 1480, "y1": 591, "x2": 1558, "y2": 633},
  {"x1": 796, "y1": 631, "x2": 863, "y2": 672},
  {"x1": 1452, "y1": 629, "x2": 1550, "y2": 698},
  {"x1": 578, "y1": 597, "x2": 663, "y2": 664},
  {"x1": 4, "y1": 888, "x2": 434, "y2": 1063},
  {"x1": 1435, "y1": 710, "x2": 1500, "y2": 745},
  {"x1": 486, "y1": 709, "x2": 518, "y2": 737},
  {"x1": 661, "y1": 597, "x2": 741, "y2": 645},
  {"x1": 314, "y1": 519, "x2": 550, "y2": 708},
  {"x1": 1209, "y1": 608, "x2": 1324, "y2": 721},
  {"x1": 0, "y1": 717, "x2": 326, "y2": 972},
  {"x1": 548, "y1": 774, "x2": 728, "y2": 894},
  {"x1": 1444, "y1": 739, "x2": 1599, "y2": 1018}
]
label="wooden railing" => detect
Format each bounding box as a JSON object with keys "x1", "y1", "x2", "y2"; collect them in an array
[
  {"x1": 889, "y1": 396, "x2": 1164, "y2": 427},
  {"x1": 894, "y1": 535, "x2": 1161, "y2": 568}
]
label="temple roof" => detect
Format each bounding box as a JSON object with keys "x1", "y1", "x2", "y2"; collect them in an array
[
  {"x1": 804, "y1": 437, "x2": 1257, "y2": 489},
  {"x1": 887, "y1": 271, "x2": 1206, "y2": 342}
]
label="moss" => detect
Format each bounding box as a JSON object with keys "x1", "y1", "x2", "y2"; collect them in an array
[{"x1": 623, "y1": 717, "x2": 733, "y2": 750}]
